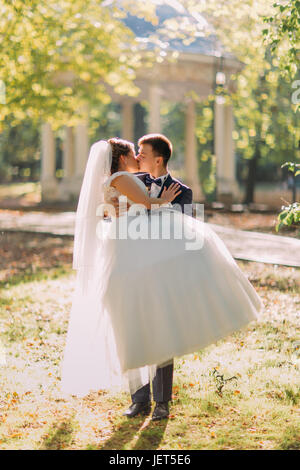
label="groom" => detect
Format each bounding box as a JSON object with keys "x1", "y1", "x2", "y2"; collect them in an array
[
  {"x1": 135, "y1": 133, "x2": 193, "y2": 215},
  {"x1": 121, "y1": 133, "x2": 193, "y2": 421}
]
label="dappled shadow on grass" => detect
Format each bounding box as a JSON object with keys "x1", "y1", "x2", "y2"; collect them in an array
[
  {"x1": 0, "y1": 265, "x2": 73, "y2": 289},
  {"x1": 132, "y1": 419, "x2": 168, "y2": 450},
  {"x1": 40, "y1": 418, "x2": 75, "y2": 450},
  {"x1": 0, "y1": 231, "x2": 73, "y2": 287},
  {"x1": 97, "y1": 414, "x2": 168, "y2": 451},
  {"x1": 278, "y1": 425, "x2": 300, "y2": 450},
  {"x1": 236, "y1": 259, "x2": 300, "y2": 293},
  {"x1": 255, "y1": 275, "x2": 300, "y2": 294}
]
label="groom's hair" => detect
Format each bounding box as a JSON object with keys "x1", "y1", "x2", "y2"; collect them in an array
[{"x1": 138, "y1": 134, "x2": 172, "y2": 167}]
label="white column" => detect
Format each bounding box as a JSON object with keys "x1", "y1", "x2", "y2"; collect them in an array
[
  {"x1": 148, "y1": 83, "x2": 161, "y2": 133},
  {"x1": 74, "y1": 120, "x2": 89, "y2": 179},
  {"x1": 214, "y1": 97, "x2": 239, "y2": 203},
  {"x1": 121, "y1": 100, "x2": 134, "y2": 141},
  {"x1": 184, "y1": 100, "x2": 203, "y2": 201},
  {"x1": 58, "y1": 126, "x2": 75, "y2": 201},
  {"x1": 63, "y1": 126, "x2": 74, "y2": 179},
  {"x1": 214, "y1": 96, "x2": 225, "y2": 190},
  {"x1": 224, "y1": 104, "x2": 236, "y2": 189},
  {"x1": 41, "y1": 122, "x2": 58, "y2": 201}
]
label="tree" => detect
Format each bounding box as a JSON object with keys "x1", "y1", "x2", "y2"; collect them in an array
[
  {"x1": 0, "y1": 0, "x2": 143, "y2": 130},
  {"x1": 183, "y1": 0, "x2": 299, "y2": 203},
  {"x1": 0, "y1": 0, "x2": 207, "y2": 179},
  {"x1": 263, "y1": 0, "x2": 300, "y2": 77},
  {"x1": 0, "y1": 118, "x2": 40, "y2": 181}
]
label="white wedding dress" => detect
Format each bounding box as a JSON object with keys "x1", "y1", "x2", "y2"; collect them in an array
[
  {"x1": 101, "y1": 172, "x2": 263, "y2": 372},
  {"x1": 60, "y1": 143, "x2": 263, "y2": 398}
]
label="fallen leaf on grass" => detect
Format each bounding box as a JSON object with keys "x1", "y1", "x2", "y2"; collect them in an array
[{"x1": 9, "y1": 432, "x2": 22, "y2": 439}]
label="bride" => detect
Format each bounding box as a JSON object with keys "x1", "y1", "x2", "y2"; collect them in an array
[{"x1": 60, "y1": 138, "x2": 263, "y2": 399}]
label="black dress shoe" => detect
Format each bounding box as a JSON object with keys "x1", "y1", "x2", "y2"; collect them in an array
[
  {"x1": 123, "y1": 401, "x2": 151, "y2": 418},
  {"x1": 151, "y1": 402, "x2": 169, "y2": 421}
]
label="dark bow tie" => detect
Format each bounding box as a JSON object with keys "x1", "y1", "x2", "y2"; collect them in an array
[{"x1": 144, "y1": 174, "x2": 163, "y2": 188}]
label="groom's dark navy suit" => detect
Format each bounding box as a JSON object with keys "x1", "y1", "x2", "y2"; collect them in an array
[
  {"x1": 131, "y1": 172, "x2": 193, "y2": 404},
  {"x1": 136, "y1": 172, "x2": 193, "y2": 214}
]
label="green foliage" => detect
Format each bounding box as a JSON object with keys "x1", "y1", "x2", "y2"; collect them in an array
[
  {"x1": 0, "y1": 0, "x2": 142, "y2": 129},
  {"x1": 281, "y1": 161, "x2": 300, "y2": 177},
  {"x1": 0, "y1": 0, "x2": 207, "y2": 130},
  {"x1": 263, "y1": 1, "x2": 300, "y2": 77},
  {"x1": 161, "y1": 102, "x2": 185, "y2": 171},
  {"x1": 276, "y1": 202, "x2": 300, "y2": 232},
  {"x1": 187, "y1": 0, "x2": 299, "y2": 194},
  {"x1": 89, "y1": 102, "x2": 122, "y2": 143},
  {"x1": 0, "y1": 117, "x2": 40, "y2": 181},
  {"x1": 276, "y1": 162, "x2": 300, "y2": 233},
  {"x1": 0, "y1": 0, "x2": 298, "y2": 194},
  {"x1": 233, "y1": 56, "x2": 299, "y2": 172}
]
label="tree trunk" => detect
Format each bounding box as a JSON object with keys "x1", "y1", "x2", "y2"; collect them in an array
[{"x1": 244, "y1": 149, "x2": 260, "y2": 204}]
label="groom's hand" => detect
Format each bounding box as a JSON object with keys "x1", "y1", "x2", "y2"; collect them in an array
[{"x1": 110, "y1": 197, "x2": 130, "y2": 218}]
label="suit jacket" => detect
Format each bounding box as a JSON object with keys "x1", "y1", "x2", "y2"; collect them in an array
[{"x1": 135, "y1": 172, "x2": 193, "y2": 215}]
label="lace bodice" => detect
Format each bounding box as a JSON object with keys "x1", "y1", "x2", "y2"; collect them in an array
[
  {"x1": 103, "y1": 171, "x2": 148, "y2": 206},
  {"x1": 103, "y1": 171, "x2": 173, "y2": 216}
]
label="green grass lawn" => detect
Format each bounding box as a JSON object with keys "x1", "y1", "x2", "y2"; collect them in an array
[
  {"x1": 0, "y1": 182, "x2": 41, "y2": 201},
  {"x1": 0, "y1": 232, "x2": 299, "y2": 450}
]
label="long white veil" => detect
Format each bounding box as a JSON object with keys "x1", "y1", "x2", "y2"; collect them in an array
[
  {"x1": 60, "y1": 140, "x2": 155, "y2": 398},
  {"x1": 72, "y1": 140, "x2": 111, "y2": 289}
]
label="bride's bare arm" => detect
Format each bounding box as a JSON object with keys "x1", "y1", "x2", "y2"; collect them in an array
[{"x1": 111, "y1": 175, "x2": 181, "y2": 210}]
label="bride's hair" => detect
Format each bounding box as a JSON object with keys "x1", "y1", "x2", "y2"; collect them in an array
[{"x1": 108, "y1": 137, "x2": 135, "y2": 174}]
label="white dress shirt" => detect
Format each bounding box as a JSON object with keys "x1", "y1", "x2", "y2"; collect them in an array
[{"x1": 149, "y1": 173, "x2": 169, "y2": 198}]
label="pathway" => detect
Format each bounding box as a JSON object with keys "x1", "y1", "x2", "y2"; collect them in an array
[{"x1": 0, "y1": 210, "x2": 299, "y2": 267}]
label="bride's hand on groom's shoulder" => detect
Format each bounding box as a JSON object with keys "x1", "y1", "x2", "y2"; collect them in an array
[{"x1": 160, "y1": 183, "x2": 182, "y2": 203}]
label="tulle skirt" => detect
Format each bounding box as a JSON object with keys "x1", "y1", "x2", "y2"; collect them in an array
[{"x1": 60, "y1": 208, "x2": 263, "y2": 397}]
